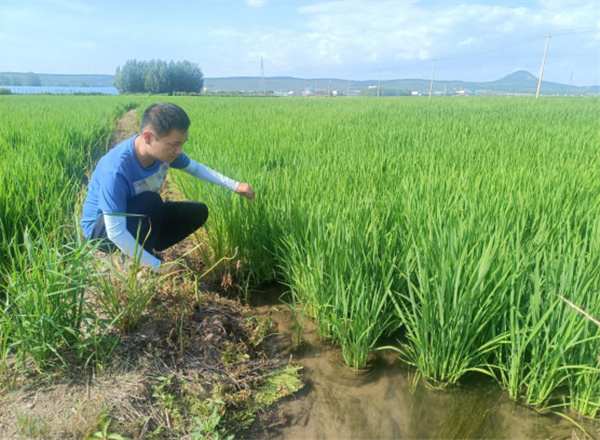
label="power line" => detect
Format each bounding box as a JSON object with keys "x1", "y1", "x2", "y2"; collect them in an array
[
  {"x1": 371, "y1": 26, "x2": 599, "y2": 77},
  {"x1": 435, "y1": 27, "x2": 598, "y2": 62}
]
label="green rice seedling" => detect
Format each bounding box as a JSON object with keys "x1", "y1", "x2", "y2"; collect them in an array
[
  {"x1": 390, "y1": 226, "x2": 511, "y2": 385},
  {"x1": 567, "y1": 366, "x2": 600, "y2": 418},
  {"x1": 308, "y1": 209, "x2": 402, "y2": 369},
  {"x1": 0, "y1": 315, "x2": 15, "y2": 388},
  {"x1": 279, "y1": 293, "x2": 307, "y2": 348},
  {"x1": 0, "y1": 223, "x2": 102, "y2": 370},
  {"x1": 276, "y1": 215, "x2": 335, "y2": 341},
  {"x1": 497, "y1": 235, "x2": 600, "y2": 411},
  {"x1": 559, "y1": 290, "x2": 600, "y2": 417}
]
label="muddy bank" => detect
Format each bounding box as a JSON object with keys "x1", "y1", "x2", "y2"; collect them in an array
[
  {"x1": 0, "y1": 273, "x2": 304, "y2": 439},
  {"x1": 244, "y1": 286, "x2": 600, "y2": 440}
]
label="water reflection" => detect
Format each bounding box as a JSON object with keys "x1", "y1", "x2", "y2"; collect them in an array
[{"x1": 244, "y1": 290, "x2": 599, "y2": 440}]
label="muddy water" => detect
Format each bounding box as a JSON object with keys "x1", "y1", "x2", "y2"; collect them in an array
[{"x1": 245, "y1": 288, "x2": 600, "y2": 440}]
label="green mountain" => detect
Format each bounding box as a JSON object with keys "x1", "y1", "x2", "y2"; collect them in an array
[{"x1": 474, "y1": 70, "x2": 597, "y2": 95}]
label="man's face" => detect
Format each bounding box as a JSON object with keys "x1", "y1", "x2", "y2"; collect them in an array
[{"x1": 149, "y1": 129, "x2": 189, "y2": 164}]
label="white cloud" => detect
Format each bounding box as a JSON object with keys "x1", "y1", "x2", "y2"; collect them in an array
[
  {"x1": 207, "y1": 28, "x2": 243, "y2": 38},
  {"x1": 51, "y1": 0, "x2": 97, "y2": 14},
  {"x1": 458, "y1": 37, "x2": 478, "y2": 47},
  {"x1": 271, "y1": 1, "x2": 597, "y2": 81},
  {"x1": 246, "y1": 0, "x2": 267, "y2": 7}
]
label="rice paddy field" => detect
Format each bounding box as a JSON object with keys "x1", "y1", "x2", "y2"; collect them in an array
[
  {"x1": 0, "y1": 96, "x2": 141, "y2": 372},
  {"x1": 1, "y1": 95, "x2": 599, "y2": 431}
]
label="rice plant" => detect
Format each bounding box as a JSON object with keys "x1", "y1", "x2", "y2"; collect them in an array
[
  {"x1": 0, "y1": 96, "x2": 141, "y2": 375},
  {"x1": 172, "y1": 96, "x2": 600, "y2": 415}
]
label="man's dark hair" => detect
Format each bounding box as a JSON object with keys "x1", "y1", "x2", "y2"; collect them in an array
[{"x1": 140, "y1": 102, "x2": 191, "y2": 137}]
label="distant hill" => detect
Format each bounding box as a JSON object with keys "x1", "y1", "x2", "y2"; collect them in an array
[
  {"x1": 0, "y1": 72, "x2": 114, "y2": 87},
  {"x1": 478, "y1": 70, "x2": 598, "y2": 95},
  {"x1": 204, "y1": 70, "x2": 598, "y2": 96},
  {"x1": 1, "y1": 70, "x2": 597, "y2": 96}
]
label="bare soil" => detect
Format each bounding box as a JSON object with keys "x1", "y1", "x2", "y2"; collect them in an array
[{"x1": 109, "y1": 108, "x2": 139, "y2": 146}]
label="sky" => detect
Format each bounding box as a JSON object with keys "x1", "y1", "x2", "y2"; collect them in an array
[{"x1": 0, "y1": 0, "x2": 599, "y2": 86}]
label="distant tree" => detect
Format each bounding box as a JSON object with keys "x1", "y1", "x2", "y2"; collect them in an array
[
  {"x1": 144, "y1": 60, "x2": 171, "y2": 94},
  {"x1": 24, "y1": 72, "x2": 42, "y2": 86},
  {"x1": 114, "y1": 60, "x2": 146, "y2": 94},
  {"x1": 169, "y1": 60, "x2": 203, "y2": 93},
  {"x1": 114, "y1": 66, "x2": 122, "y2": 91},
  {"x1": 11, "y1": 77, "x2": 23, "y2": 86},
  {"x1": 0, "y1": 76, "x2": 10, "y2": 86},
  {"x1": 115, "y1": 59, "x2": 203, "y2": 94}
]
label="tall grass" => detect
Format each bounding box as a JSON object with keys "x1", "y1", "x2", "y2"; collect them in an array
[
  {"x1": 0, "y1": 96, "x2": 141, "y2": 377},
  {"x1": 171, "y1": 96, "x2": 600, "y2": 416},
  {"x1": 1, "y1": 223, "x2": 106, "y2": 370}
]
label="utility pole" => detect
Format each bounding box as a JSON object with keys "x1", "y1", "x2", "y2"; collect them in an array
[
  {"x1": 260, "y1": 57, "x2": 265, "y2": 96},
  {"x1": 428, "y1": 58, "x2": 436, "y2": 99},
  {"x1": 536, "y1": 35, "x2": 550, "y2": 99},
  {"x1": 567, "y1": 70, "x2": 574, "y2": 95}
]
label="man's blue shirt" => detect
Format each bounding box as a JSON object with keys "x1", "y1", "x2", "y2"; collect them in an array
[{"x1": 80, "y1": 135, "x2": 190, "y2": 238}]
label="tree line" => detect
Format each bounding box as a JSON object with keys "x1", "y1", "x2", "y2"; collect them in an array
[
  {"x1": 114, "y1": 60, "x2": 204, "y2": 94},
  {"x1": 0, "y1": 72, "x2": 42, "y2": 86}
]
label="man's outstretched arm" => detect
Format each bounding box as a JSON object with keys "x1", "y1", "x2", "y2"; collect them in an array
[{"x1": 179, "y1": 159, "x2": 255, "y2": 200}]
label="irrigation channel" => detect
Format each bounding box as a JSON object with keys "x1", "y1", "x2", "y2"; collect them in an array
[{"x1": 242, "y1": 286, "x2": 600, "y2": 440}]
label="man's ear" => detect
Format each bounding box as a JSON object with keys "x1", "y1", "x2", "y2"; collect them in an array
[{"x1": 141, "y1": 130, "x2": 153, "y2": 144}]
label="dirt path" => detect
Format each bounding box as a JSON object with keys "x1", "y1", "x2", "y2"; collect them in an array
[{"x1": 110, "y1": 108, "x2": 139, "y2": 145}]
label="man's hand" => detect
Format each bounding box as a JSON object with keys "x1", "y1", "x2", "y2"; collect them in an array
[{"x1": 235, "y1": 183, "x2": 255, "y2": 201}]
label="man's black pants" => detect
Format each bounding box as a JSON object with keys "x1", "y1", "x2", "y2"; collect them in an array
[{"x1": 91, "y1": 192, "x2": 208, "y2": 254}]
